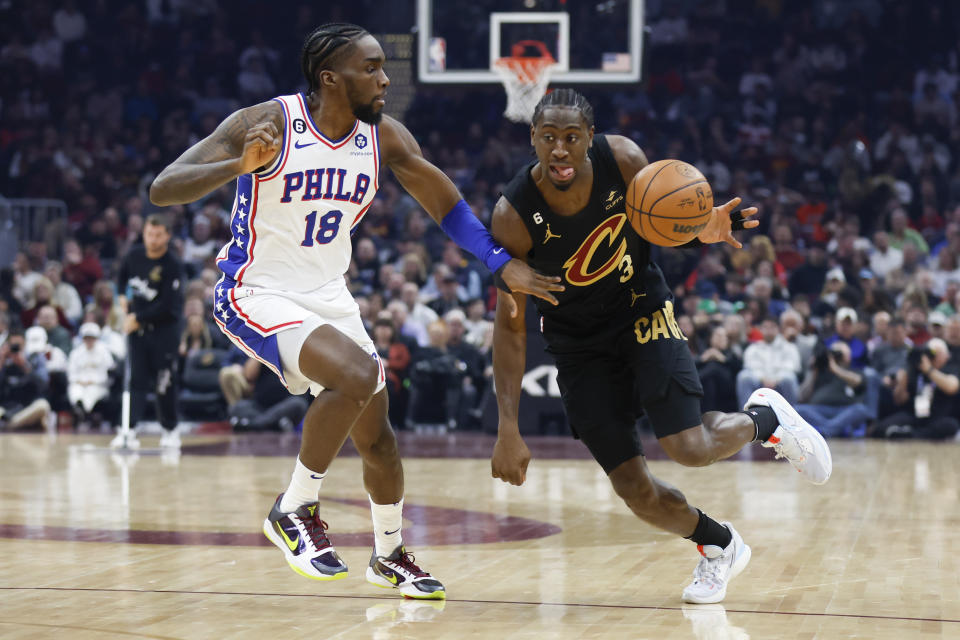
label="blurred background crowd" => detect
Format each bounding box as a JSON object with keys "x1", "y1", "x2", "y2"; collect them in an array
[{"x1": 0, "y1": 0, "x2": 957, "y2": 438}]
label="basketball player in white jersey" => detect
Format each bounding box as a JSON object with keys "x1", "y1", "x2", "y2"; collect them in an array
[{"x1": 150, "y1": 23, "x2": 563, "y2": 599}]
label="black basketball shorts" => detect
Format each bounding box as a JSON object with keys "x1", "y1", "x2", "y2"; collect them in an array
[{"x1": 554, "y1": 301, "x2": 704, "y2": 473}]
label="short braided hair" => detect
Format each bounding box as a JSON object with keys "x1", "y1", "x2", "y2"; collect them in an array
[
  {"x1": 301, "y1": 23, "x2": 369, "y2": 93},
  {"x1": 531, "y1": 89, "x2": 594, "y2": 128}
]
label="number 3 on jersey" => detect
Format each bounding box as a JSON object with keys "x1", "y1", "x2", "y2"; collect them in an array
[{"x1": 301, "y1": 210, "x2": 343, "y2": 247}]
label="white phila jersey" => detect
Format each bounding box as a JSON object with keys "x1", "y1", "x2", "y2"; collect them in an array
[{"x1": 216, "y1": 93, "x2": 380, "y2": 291}]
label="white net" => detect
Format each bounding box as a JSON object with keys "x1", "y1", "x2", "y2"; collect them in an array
[{"x1": 493, "y1": 57, "x2": 554, "y2": 123}]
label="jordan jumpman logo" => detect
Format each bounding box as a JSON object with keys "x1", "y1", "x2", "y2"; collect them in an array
[{"x1": 543, "y1": 224, "x2": 562, "y2": 244}]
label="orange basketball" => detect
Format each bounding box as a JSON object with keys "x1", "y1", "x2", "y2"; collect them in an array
[{"x1": 626, "y1": 159, "x2": 714, "y2": 247}]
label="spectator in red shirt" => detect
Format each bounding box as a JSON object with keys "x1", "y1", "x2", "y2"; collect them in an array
[{"x1": 62, "y1": 240, "x2": 103, "y2": 300}]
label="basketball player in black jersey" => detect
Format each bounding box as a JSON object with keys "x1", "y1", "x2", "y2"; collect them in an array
[{"x1": 490, "y1": 90, "x2": 833, "y2": 604}]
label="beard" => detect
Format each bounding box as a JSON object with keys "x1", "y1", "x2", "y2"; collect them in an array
[{"x1": 353, "y1": 101, "x2": 383, "y2": 125}]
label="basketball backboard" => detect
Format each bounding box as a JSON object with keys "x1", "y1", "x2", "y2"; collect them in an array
[{"x1": 417, "y1": 0, "x2": 643, "y2": 84}]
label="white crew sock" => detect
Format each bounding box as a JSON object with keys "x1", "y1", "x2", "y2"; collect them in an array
[
  {"x1": 279, "y1": 457, "x2": 325, "y2": 512},
  {"x1": 369, "y1": 496, "x2": 404, "y2": 557}
]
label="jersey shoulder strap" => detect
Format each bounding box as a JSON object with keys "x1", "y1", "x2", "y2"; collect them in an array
[{"x1": 589, "y1": 134, "x2": 627, "y2": 191}]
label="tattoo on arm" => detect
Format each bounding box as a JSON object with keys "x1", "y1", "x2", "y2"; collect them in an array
[{"x1": 181, "y1": 102, "x2": 280, "y2": 165}]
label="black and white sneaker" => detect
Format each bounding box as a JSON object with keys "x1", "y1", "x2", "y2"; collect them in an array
[
  {"x1": 366, "y1": 545, "x2": 445, "y2": 599},
  {"x1": 262, "y1": 493, "x2": 348, "y2": 581}
]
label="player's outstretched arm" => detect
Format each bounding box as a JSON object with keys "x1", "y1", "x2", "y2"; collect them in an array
[
  {"x1": 378, "y1": 117, "x2": 563, "y2": 308},
  {"x1": 490, "y1": 199, "x2": 534, "y2": 486},
  {"x1": 606, "y1": 135, "x2": 760, "y2": 249},
  {"x1": 150, "y1": 101, "x2": 283, "y2": 206}
]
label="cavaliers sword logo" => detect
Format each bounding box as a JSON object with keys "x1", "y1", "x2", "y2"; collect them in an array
[{"x1": 561, "y1": 214, "x2": 628, "y2": 286}]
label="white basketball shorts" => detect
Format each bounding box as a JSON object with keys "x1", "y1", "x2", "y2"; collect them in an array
[{"x1": 212, "y1": 274, "x2": 385, "y2": 396}]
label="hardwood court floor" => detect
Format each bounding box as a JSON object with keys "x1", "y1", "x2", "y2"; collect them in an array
[{"x1": 1, "y1": 432, "x2": 958, "y2": 639}]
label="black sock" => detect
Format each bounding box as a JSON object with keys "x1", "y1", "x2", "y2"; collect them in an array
[
  {"x1": 684, "y1": 509, "x2": 732, "y2": 549},
  {"x1": 743, "y1": 406, "x2": 779, "y2": 442}
]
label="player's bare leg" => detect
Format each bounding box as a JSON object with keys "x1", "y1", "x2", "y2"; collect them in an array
[
  {"x1": 350, "y1": 388, "x2": 445, "y2": 599},
  {"x1": 608, "y1": 455, "x2": 750, "y2": 604},
  {"x1": 608, "y1": 455, "x2": 699, "y2": 535},
  {"x1": 296, "y1": 325, "x2": 381, "y2": 472},
  {"x1": 657, "y1": 411, "x2": 756, "y2": 468},
  {"x1": 262, "y1": 325, "x2": 379, "y2": 582},
  {"x1": 658, "y1": 399, "x2": 833, "y2": 486},
  {"x1": 349, "y1": 389, "x2": 403, "y2": 504}
]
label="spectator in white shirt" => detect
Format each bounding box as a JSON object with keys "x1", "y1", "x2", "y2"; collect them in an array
[
  {"x1": 870, "y1": 231, "x2": 903, "y2": 281},
  {"x1": 736, "y1": 318, "x2": 802, "y2": 406},
  {"x1": 67, "y1": 323, "x2": 114, "y2": 425},
  {"x1": 399, "y1": 282, "x2": 439, "y2": 346},
  {"x1": 44, "y1": 261, "x2": 83, "y2": 326},
  {"x1": 52, "y1": 0, "x2": 87, "y2": 44}
]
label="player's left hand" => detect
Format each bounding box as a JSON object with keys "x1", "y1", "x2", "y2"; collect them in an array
[
  {"x1": 499, "y1": 259, "x2": 564, "y2": 317},
  {"x1": 696, "y1": 197, "x2": 759, "y2": 249}
]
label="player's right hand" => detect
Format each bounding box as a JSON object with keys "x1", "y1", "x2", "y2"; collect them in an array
[
  {"x1": 500, "y1": 259, "x2": 564, "y2": 316},
  {"x1": 239, "y1": 121, "x2": 281, "y2": 174},
  {"x1": 491, "y1": 430, "x2": 531, "y2": 486}
]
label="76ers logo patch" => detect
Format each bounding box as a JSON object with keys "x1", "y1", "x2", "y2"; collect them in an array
[{"x1": 354, "y1": 133, "x2": 368, "y2": 149}]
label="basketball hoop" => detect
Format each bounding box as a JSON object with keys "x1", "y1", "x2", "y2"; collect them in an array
[{"x1": 493, "y1": 40, "x2": 555, "y2": 123}]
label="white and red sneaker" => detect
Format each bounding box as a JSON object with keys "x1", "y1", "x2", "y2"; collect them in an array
[
  {"x1": 745, "y1": 388, "x2": 833, "y2": 485},
  {"x1": 682, "y1": 522, "x2": 751, "y2": 604}
]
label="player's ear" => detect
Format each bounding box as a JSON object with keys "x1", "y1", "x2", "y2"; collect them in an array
[
  {"x1": 319, "y1": 69, "x2": 338, "y2": 89},
  {"x1": 529, "y1": 124, "x2": 536, "y2": 146},
  {"x1": 587, "y1": 126, "x2": 595, "y2": 147}
]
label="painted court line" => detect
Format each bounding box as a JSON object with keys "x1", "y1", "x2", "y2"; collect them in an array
[{"x1": 2, "y1": 586, "x2": 957, "y2": 625}]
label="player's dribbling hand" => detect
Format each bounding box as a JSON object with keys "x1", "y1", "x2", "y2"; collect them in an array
[
  {"x1": 491, "y1": 430, "x2": 531, "y2": 486},
  {"x1": 696, "y1": 197, "x2": 759, "y2": 249},
  {"x1": 500, "y1": 259, "x2": 564, "y2": 317},
  {"x1": 239, "y1": 121, "x2": 281, "y2": 174}
]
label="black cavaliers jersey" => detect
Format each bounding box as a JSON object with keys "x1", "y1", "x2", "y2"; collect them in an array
[{"x1": 501, "y1": 134, "x2": 673, "y2": 353}]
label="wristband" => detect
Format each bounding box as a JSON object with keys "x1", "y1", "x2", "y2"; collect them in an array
[
  {"x1": 492, "y1": 264, "x2": 513, "y2": 294},
  {"x1": 440, "y1": 199, "x2": 512, "y2": 274}
]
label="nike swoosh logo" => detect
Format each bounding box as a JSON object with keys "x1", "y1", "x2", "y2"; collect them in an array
[
  {"x1": 385, "y1": 528, "x2": 400, "y2": 535},
  {"x1": 380, "y1": 569, "x2": 399, "y2": 585},
  {"x1": 277, "y1": 526, "x2": 300, "y2": 552},
  {"x1": 310, "y1": 474, "x2": 324, "y2": 479},
  {"x1": 295, "y1": 141, "x2": 317, "y2": 149},
  {"x1": 492, "y1": 247, "x2": 503, "y2": 254}
]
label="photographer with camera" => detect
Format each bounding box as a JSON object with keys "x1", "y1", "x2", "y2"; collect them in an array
[
  {"x1": 795, "y1": 341, "x2": 876, "y2": 437},
  {"x1": 873, "y1": 338, "x2": 959, "y2": 439},
  {"x1": 0, "y1": 330, "x2": 55, "y2": 433}
]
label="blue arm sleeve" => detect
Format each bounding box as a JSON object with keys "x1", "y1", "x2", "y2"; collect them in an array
[{"x1": 440, "y1": 199, "x2": 511, "y2": 274}]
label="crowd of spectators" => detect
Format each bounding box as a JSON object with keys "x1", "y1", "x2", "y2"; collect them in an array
[{"x1": 0, "y1": 1, "x2": 958, "y2": 438}]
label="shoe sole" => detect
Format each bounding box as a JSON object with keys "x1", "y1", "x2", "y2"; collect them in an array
[
  {"x1": 365, "y1": 566, "x2": 446, "y2": 600},
  {"x1": 682, "y1": 543, "x2": 752, "y2": 605},
  {"x1": 261, "y1": 519, "x2": 348, "y2": 581},
  {"x1": 747, "y1": 388, "x2": 833, "y2": 484}
]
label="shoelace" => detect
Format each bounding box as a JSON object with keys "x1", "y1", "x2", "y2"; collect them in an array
[
  {"x1": 692, "y1": 556, "x2": 721, "y2": 585},
  {"x1": 390, "y1": 550, "x2": 429, "y2": 578},
  {"x1": 301, "y1": 511, "x2": 333, "y2": 553},
  {"x1": 771, "y1": 429, "x2": 813, "y2": 462}
]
